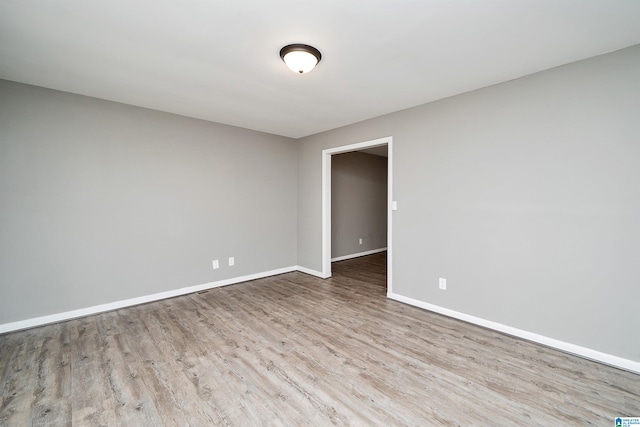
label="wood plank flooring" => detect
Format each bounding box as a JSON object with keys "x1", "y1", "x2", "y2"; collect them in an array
[{"x1": 1, "y1": 252, "x2": 638, "y2": 426}]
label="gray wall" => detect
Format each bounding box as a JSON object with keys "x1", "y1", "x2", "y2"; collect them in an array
[
  {"x1": 331, "y1": 152, "x2": 387, "y2": 258},
  {"x1": 298, "y1": 45, "x2": 640, "y2": 362},
  {"x1": 0, "y1": 79, "x2": 298, "y2": 324}
]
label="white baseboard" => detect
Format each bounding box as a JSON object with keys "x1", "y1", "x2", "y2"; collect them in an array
[
  {"x1": 10, "y1": 269, "x2": 635, "y2": 375},
  {"x1": 0, "y1": 266, "x2": 298, "y2": 335},
  {"x1": 295, "y1": 265, "x2": 328, "y2": 278},
  {"x1": 331, "y1": 247, "x2": 387, "y2": 262},
  {"x1": 387, "y1": 292, "x2": 640, "y2": 375}
]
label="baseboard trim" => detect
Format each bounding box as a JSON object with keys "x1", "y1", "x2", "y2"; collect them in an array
[
  {"x1": 295, "y1": 265, "x2": 328, "y2": 278},
  {"x1": 0, "y1": 266, "x2": 298, "y2": 335},
  {"x1": 387, "y1": 292, "x2": 640, "y2": 375},
  {"x1": 331, "y1": 247, "x2": 387, "y2": 262}
]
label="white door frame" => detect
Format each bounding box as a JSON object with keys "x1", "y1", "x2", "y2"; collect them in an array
[{"x1": 321, "y1": 136, "x2": 393, "y2": 294}]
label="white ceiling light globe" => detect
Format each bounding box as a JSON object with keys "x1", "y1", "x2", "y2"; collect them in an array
[{"x1": 283, "y1": 51, "x2": 318, "y2": 74}]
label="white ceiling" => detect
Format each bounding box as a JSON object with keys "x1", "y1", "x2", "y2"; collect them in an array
[{"x1": 1, "y1": 1, "x2": 640, "y2": 139}]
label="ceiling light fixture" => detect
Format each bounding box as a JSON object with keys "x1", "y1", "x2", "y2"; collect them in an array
[{"x1": 280, "y1": 44, "x2": 322, "y2": 74}]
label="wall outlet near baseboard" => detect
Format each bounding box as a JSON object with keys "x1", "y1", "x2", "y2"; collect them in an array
[
  {"x1": 228, "y1": 257, "x2": 235, "y2": 266},
  {"x1": 439, "y1": 277, "x2": 447, "y2": 290},
  {"x1": 359, "y1": 238, "x2": 363, "y2": 245},
  {"x1": 212, "y1": 260, "x2": 219, "y2": 270}
]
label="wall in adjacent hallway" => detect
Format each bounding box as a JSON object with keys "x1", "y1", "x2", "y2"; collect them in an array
[{"x1": 331, "y1": 151, "x2": 387, "y2": 259}]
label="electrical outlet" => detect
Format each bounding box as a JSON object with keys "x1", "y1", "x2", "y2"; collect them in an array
[
  {"x1": 359, "y1": 238, "x2": 363, "y2": 245},
  {"x1": 212, "y1": 260, "x2": 219, "y2": 270},
  {"x1": 439, "y1": 277, "x2": 447, "y2": 290},
  {"x1": 228, "y1": 257, "x2": 235, "y2": 266}
]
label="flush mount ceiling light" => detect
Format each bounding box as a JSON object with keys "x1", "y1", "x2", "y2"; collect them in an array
[{"x1": 279, "y1": 44, "x2": 322, "y2": 74}]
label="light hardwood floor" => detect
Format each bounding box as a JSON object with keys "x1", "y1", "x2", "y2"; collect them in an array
[{"x1": 1, "y1": 252, "x2": 638, "y2": 426}]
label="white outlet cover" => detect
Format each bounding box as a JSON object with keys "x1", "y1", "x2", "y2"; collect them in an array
[
  {"x1": 229, "y1": 257, "x2": 235, "y2": 266},
  {"x1": 439, "y1": 277, "x2": 447, "y2": 290},
  {"x1": 212, "y1": 260, "x2": 219, "y2": 270}
]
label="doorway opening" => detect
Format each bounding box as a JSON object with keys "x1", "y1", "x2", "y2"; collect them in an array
[{"x1": 321, "y1": 136, "x2": 393, "y2": 295}]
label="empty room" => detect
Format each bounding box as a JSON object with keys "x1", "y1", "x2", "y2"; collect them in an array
[{"x1": 1, "y1": 1, "x2": 639, "y2": 425}]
